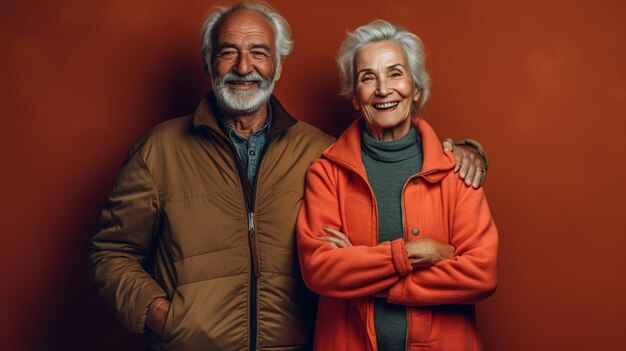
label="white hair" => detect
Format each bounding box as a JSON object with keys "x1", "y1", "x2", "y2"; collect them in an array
[
  {"x1": 212, "y1": 71, "x2": 275, "y2": 115},
  {"x1": 337, "y1": 20, "x2": 431, "y2": 111},
  {"x1": 200, "y1": 2, "x2": 294, "y2": 77}
]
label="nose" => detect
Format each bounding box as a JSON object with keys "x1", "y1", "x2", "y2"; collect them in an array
[
  {"x1": 376, "y1": 77, "x2": 391, "y2": 96},
  {"x1": 235, "y1": 51, "x2": 252, "y2": 75}
]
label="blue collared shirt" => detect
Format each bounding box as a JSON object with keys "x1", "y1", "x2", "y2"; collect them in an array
[{"x1": 219, "y1": 107, "x2": 272, "y2": 187}]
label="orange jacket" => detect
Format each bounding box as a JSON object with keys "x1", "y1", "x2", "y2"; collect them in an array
[{"x1": 297, "y1": 117, "x2": 498, "y2": 351}]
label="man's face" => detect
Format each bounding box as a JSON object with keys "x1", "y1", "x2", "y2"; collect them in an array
[{"x1": 211, "y1": 9, "x2": 280, "y2": 116}]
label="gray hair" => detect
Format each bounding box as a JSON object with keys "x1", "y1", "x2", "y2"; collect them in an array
[
  {"x1": 200, "y1": 2, "x2": 294, "y2": 77},
  {"x1": 337, "y1": 20, "x2": 431, "y2": 111}
]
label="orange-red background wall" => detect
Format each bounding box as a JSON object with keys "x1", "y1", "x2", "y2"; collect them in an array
[{"x1": 2, "y1": 1, "x2": 625, "y2": 350}]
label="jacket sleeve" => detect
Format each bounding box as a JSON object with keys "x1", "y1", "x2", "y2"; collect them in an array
[
  {"x1": 386, "y1": 180, "x2": 498, "y2": 306},
  {"x1": 87, "y1": 141, "x2": 167, "y2": 333},
  {"x1": 296, "y1": 160, "x2": 413, "y2": 299}
]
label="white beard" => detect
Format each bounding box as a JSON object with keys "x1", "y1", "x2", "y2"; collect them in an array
[{"x1": 212, "y1": 71, "x2": 275, "y2": 115}]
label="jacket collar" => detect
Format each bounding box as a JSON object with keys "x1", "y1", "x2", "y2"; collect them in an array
[
  {"x1": 192, "y1": 91, "x2": 298, "y2": 139},
  {"x1": 323, "y1": 117, "x2": 455, "y2": 183}
]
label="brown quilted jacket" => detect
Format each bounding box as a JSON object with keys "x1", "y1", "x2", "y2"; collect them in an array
[{"x1": 88, "y1": 93, "x2": 334, "y2": 350}]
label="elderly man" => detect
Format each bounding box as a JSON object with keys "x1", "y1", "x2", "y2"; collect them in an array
[{"x1": 88, "y1": 2, "x2": 487, "y2": 351}]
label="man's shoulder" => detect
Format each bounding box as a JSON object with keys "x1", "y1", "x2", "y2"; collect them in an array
[
  {"x1": 288, "y1": 120, "x2": 336, "y2": 148},
  {"x1": 124, "y1": 114, "x2": 197, "y2": 164},
  {"x1": 147, "y1": 114, "x2": 196, "y2": 139},
  {"x1": 137, "y1": 114, "x2": 203, "y2": 149}
]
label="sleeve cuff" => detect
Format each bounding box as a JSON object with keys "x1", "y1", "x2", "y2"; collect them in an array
[
  {"x1": 391, "y1": 238, "x2": 412, "y2": 277},
  {"x1": 455, "y1": 138, "x2": 489, "y2": 171},
  {"x1": 135, "y1": 292, "x2": 168, "y2": 333}
]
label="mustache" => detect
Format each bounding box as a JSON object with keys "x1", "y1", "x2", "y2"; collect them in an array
[{"x1": 221, "y1": 71, "x2": 265, "y2": 83}]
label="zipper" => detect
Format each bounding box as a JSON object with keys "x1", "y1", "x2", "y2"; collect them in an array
[
  {"x1": 248, "y1": 209, "x2": 258, "y2": 351},
  {"x1": 250, "y1": 136, "x2": 280, "y2": 351},
  {"x1": 250, "y1": 136, "x2": 275, "y2": 271},
  {"x1": 405, "y1": 308, "x2": 411, "y2": 351},
  {"x1": 207, "y1": 116, "x2": 288, "y2": 350},
  {"x1": 401, "y1": 175, "x2": 413, "y2": 351},
  {"x1": 221, "y1": 135, "x2": 257, "y2": 351},
  {"x1": 248, "y1": 212, "x2": 255, "y2": 230},
  {"x1": 245, "y1": 136, "x2": 276, "y2": 350}
]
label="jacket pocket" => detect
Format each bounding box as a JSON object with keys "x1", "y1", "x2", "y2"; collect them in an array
[
  {"x1": 348, "y1": 298, "x2": 373, "y2": 351},
  {"x1": 160, "y1": 288, "x2": 181, "y2": 344},
  {"x1": 407, "y1": 307, "x2": 432, "y2": 348}
]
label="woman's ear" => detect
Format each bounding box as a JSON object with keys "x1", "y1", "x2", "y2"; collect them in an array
[
  {"x1": 413, "y1": 87, "x2": 422, "y2": 102},
  {"x1": 352, "y1": 97, "x2": 360, "y2": 111}
]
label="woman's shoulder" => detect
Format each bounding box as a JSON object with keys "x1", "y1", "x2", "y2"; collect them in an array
[
  {"x1": 308, "y1": 156, "x2": 339, "y2": 174},
  {"x1": 305, "y1": 154, "x2": 353, "y2": 187}
]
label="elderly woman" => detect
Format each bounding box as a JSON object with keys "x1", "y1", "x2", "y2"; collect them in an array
[{"x1": 297, "y1": 20, "x2": 498, "y2": 351}]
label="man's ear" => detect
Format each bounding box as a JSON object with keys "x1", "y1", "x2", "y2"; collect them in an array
[
  {"x1": 274, "y1": 63, "x2": 283, "y2": 82},
  {"x1": 203, "y1": 63, "x2": 210, "y2": 76}
]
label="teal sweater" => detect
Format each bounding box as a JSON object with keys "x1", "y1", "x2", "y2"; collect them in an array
[{"x1": 361, "y1": 126, "x2": 423, "y2": 351}]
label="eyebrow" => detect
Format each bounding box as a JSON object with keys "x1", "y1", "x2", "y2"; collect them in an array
[
  {"x1": 217, "y1": 42, "x2": 272, "y2": 52},
  {"x1": 356, "y1": 63, "x2": 406, "y2": 77},
  {"x1": 250, "y1": 44, "x2": 272, "y2": 51}
]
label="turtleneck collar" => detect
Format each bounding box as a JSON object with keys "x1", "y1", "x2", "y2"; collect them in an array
[{"x1": 361, "y1": 125, "x2": 422, "y2": 163}]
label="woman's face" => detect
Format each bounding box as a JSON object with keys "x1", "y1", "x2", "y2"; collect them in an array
[{"x1": 352, "y1": 41, "x2": 421, "y2": 141}]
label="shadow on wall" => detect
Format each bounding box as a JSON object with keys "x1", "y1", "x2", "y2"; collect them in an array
[
  {"x1": 160, "y1": 59, "x2": 211, "y2": 120},
  {"x1": 35, "y1": 54, "x2": 207, "y2": 351},
  {"x1": 37, "y1": 189, "x2": 145, "y2": 350}
]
